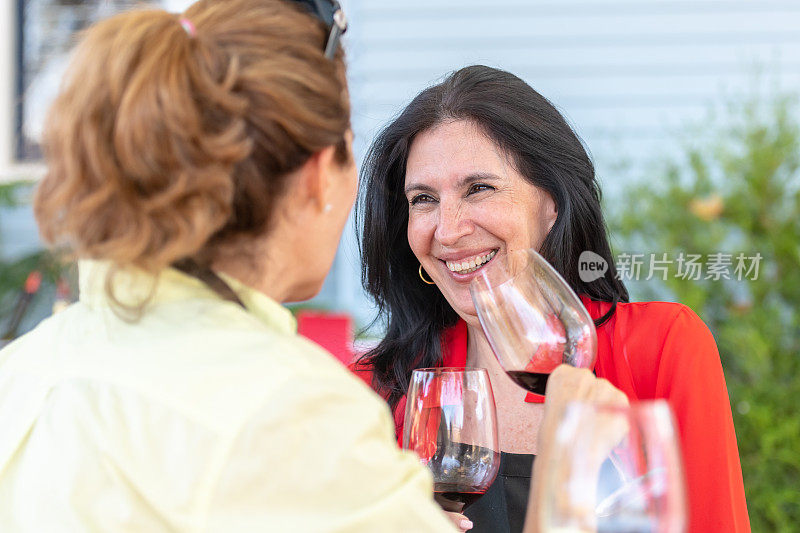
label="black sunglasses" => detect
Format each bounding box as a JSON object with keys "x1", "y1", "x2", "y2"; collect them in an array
[{"x1": 289, "y1": 0, "x2": 348, "y2": 59}]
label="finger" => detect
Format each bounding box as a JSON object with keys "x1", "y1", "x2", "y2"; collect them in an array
[
  {"x1": 593, "y1": 378, "x2": 629, "y2": 407},
  {"x1": 444, "y1": 512, "x2": 473, "y2": 531}
]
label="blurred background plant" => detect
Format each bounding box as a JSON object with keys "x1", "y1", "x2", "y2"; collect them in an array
[
  {"x1": 0, "y1": 180, "x2": 74, "y2": 334},
  {"x1": 609, "y1": 92, "x2": 800, "y2": 531}
]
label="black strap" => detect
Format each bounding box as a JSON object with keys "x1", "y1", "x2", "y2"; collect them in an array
[{"x1": 172, "y1": 258, "x2": 246, "y2": 308}]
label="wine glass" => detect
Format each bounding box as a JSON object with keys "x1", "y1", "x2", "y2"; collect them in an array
[
  {"x1": 403, "y1": 368, "x2": 501, "y2": 513},
  {"x1": 469, "y1": 248, "x2": 597, "y2": 395},
  {"x1": 538, "y1": 400, "x2": 687, "y2": 533}
]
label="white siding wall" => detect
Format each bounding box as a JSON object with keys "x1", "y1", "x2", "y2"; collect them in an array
[
  {"x1": 330, "y1": 0, "x2": 800, "y2": 328},
  {"x1": 348, "y1": 0, "x2": 800, "y2": 189},
  {"x1": 2, "y1": 0, "x2": 799, "y2": 327}
]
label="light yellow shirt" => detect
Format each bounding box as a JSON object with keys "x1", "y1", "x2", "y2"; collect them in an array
[{"x1": 0, "y1": 261, "x2": 455, "y2": 532}]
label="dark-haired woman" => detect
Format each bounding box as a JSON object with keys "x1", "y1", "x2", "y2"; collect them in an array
[{"x1": 356, "y1": 65, "x2": 750, "y2": 533}]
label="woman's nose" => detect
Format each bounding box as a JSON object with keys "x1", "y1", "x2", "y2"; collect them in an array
[{"x1": 434, "y1": 201, "x2": 474, "y2": 246}]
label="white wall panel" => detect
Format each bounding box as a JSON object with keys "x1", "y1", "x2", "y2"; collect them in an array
[{"x1": 332, "y1": 0, "x2": 800, "y2": 326}]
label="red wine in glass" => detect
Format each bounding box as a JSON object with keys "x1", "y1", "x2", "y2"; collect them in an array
[
  {"x1": 505, "y1": 338, "x2": 564, "y2": 395},
  {"x1": 433, "y1": 482, "x2": 487, "y2": 512},
  {"x1": 505, "y1": 370, "x2": 549, "y2": 395},
  {"x1": 403, "y1": 368, "x2": 500, "y2": 515}
]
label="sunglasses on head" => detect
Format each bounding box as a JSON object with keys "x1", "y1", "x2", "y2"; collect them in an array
[{"x1": 288, "y1": 0, "x2": 348, "y2": 59}]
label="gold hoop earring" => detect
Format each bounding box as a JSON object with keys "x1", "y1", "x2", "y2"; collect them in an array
[{"x1": 418, "y1": 265, "x2": 435, "y2": 285}]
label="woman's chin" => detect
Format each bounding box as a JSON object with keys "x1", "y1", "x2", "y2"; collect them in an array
[
  {"x1": 447, "y1": 297, "x2": 480, "y2": 327},
  {"x1": 283, "y1": 279, "x2": 325, "y2": 304}
]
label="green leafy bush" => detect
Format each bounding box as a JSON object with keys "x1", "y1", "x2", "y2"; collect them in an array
[{"x1": 610, "y1": 95, "x2": 800, "y2": 531}]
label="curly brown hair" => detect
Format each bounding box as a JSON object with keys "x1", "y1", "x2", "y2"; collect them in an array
[{"x1": 34, "y1": 0, "x2": 350, "y2": 283}]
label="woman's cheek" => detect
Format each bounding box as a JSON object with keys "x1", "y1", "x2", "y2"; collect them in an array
[
  {"x1": 469, "y1": 203, "x2": 501, "y2": 233},
  {"x1": 407, "y1": 213, "x2": 433, "y2": 255}
]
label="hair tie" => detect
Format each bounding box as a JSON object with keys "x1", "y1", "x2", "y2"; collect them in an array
[{"x1": 179, "y1": 17, "x2": 196, "y2": 38}]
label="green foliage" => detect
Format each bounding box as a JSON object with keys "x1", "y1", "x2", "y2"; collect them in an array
[
  {"x1": 0, "y1": 180, "x2": 26, "y2": 208},
  {"x1": 610, "y1": 95, "x2": 800, "y2": 531},
  {"x1": 0, "y1": 182, "x2": 74, "y2": 326}
]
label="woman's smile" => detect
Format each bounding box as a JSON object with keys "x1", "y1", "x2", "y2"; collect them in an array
[{"x1": 439, "y1": 248, "x2": 498, "y2": 280}]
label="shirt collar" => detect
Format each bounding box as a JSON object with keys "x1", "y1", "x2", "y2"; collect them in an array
[
  {"x1": 78, "y1": 260, "x2": 296, "y2": 335},
  {"x1": 217, "y1": 271, "x2": 296, "y2": 334}
]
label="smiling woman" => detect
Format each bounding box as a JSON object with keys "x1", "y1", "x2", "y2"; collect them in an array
[
  {"x1": 357, "y1": 66, "x2": 627, "y2": 414},
  {"x1": 355, "y1": 65, "x2": 749, "y2": 533}
]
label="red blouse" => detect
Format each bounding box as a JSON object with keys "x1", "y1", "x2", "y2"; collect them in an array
[{"x1": 367, "y1": 296, "x2": 750, "y2": 533}]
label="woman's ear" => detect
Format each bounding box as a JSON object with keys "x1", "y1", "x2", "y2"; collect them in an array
[
  {"x1": 543, "y1": 191, "x2": 558, "y2": 233},
  {"x1": 295, "y1": 144, "x2": 339, "y2": 213}
]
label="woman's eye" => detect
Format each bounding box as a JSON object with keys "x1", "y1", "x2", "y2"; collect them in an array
[
  {"x1": 410, "y1": 193, "x2": 435, "y2": 205},
  {"x1": 468, "y1": 183, "x2": 494, "y2": 195}
]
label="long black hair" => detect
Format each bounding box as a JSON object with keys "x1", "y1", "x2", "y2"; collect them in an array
[{"x1": 356, "y1": 65, "x2": 628, "y2": 411}]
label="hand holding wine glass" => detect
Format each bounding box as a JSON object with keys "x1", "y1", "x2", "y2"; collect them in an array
[
  {"x1": 469, "y1": 250, "x2": 687, "y2": 532},
  {"x1": 537, "y1": 399, "x2": 687, "y2": 533},
  {"x1": 537, "y1": 365, "x2": 629, "y2": 456},
  {"x1": 403, "y1": 368, "x2": 501, "y2": 515}
]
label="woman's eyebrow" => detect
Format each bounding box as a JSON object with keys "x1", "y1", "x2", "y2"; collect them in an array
[
  {"x1": 458, "y1": 172, "x2": 502, "y2": 188},
  {"x1": 404, "y1": 182, "x2": 435, "y2": 196},
  {"x1": 404, "y1": 172, "x2": 502, "y2": 196}
]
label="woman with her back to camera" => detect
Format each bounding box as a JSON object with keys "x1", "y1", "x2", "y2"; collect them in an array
[
  {"x1": 0, "y1": 1, "x2": 622, "y2": 531},
  {"x1": 0, "y1": 0, "x2": 454, "y2": 530}
]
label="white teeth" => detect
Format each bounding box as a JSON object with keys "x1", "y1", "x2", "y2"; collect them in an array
[{"x1": 445, "y1": 250, "x2": 497, "y2": 274}]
